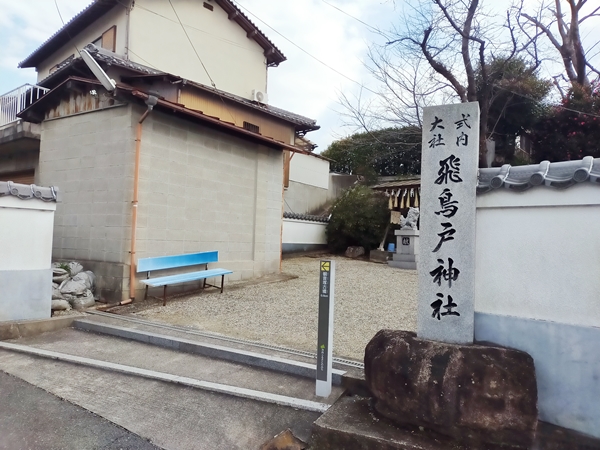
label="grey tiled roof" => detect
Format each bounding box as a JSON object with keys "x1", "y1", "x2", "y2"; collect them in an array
[
  {"x1": 283, "y1": 212, "x2": 330, "y2": 223},
  {"x1": 477, "y1": 156, "x2": 600, "y2": 193},
  {"x1": 38, "y1": 46, "x2": 318, "y2": 131},
  {"x1": 0, "y1": 181, "x2": 61, "y2": 202}
]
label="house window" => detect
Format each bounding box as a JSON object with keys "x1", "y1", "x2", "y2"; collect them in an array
[
  {"x1": 243, "y1": 121, "x2": 260, "y2": 134},
  {"x1": 49, "y1": 54, "x2": 74, "y2": 73},
  {"x1": 203, "y1": 2, "x2": 214, "y2": 11},
  {"x1": 92, "y1": 26, "x2": 117, "y2": 52}
]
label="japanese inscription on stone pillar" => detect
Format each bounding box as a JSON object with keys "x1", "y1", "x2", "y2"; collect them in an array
[{"x1": 417, "y1": 102, "x2": 479, "y2": 344}]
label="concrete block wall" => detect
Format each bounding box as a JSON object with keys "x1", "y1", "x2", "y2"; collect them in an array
[
  {"x1": 38, "y1": 105, "x2": 135, "y2": 301},
  {"x1": 135, "y1": 107, "x2": 283, "y2": 293}
]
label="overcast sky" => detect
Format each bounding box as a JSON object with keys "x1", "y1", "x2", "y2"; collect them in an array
[{"x1": 0, "y1": 0, "x2": 598, "y2": 151}]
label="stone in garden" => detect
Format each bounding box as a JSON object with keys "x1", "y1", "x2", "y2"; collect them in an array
[
  {"x1": 417, "y1": 102, "x2": 480, "y2": 344},
  {"x1": 364, "y1": 330, "x2": 538, "y2": 449},
  {"x1": 51, "y1": 299, "x2": 71, "y2": 311},
  {"x1": 345, "y1": 246, "x2": 365, "y2": 258}
]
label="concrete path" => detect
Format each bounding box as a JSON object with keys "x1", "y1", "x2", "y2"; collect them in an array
[
  {"x1": 0, "y1": 317, "x2": 348, "y2": 449},
  {"x1": 0, "y1": 371, "x2": 160, "y2": 450}
]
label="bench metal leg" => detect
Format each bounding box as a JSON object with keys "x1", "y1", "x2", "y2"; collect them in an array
[
  {"x1": 163, "y1": 285, "x2": 167, "y2": 306},
  {"x1": 203, "y1": 278, "x2": 206, "y2": 290},
  {"x1": 220, "y1": 274, "x2": 225, "y2": 293},
  {"x1": 144, "y1": 285, "x2": 149, "y2": 300}
]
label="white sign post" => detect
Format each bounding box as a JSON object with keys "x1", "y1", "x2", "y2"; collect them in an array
[
  {"x1": 417, "y1": 102, "x2": 479, "y2": 344},
  {"x1": 316, "y1": 260, "x2": 335, "y2": 397}
]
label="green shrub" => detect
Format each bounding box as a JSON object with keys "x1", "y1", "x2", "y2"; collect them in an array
[{"x1": 326, "y1": 185, "x2": 389, "y2": 253}]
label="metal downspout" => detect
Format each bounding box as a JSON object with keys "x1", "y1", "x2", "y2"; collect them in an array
[{"x1": 127, "y1": 95, "x2": 158, "y2": 303}]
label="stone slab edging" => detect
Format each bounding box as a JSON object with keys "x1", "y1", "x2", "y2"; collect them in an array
[
  {"x1": 0, "y1": 316, "x2": 77, "y2": 341},
  {"x1": 0, "y1": 341, "x2": 329, "y2": 413},
  {"x1": 73, "y1": 319, "x2": 346, "y2": 385}
]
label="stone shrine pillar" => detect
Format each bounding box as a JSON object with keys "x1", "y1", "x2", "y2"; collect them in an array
[
  {"x1": 388, "y1": 229, "x2": 419, "y2": 270},
  {"x1": 417, "y1": 102, "x2": 479, "y2": 345},
  {"x1": 316, "y1": 102, "x2": 540, "y2": 450}
]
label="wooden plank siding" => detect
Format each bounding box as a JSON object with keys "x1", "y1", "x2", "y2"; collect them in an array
[{"x1": 179, "y1": 88, "x2": 294, "y2": 145}]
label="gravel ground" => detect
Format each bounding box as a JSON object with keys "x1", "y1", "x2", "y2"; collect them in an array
[{"x1": 135, "y1": 255, "x2": 417, "y2": 361}]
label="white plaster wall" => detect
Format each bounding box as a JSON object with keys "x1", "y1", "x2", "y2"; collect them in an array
[
  {"x1": 0, "y1": 196, "x2": 56, "y2": 271},
  {"x1": 36, "y1": 5, "x2": 128, "y2": 81},
  {"x1": 289, "y1": 153, "x2": 329, "y2": 189},
  {"x1": 475, "y1": 183, "x2": 600, "y2": 328},
  {"x1": 129, "y1": 0, "x2": 267, "y2": 99},
  {"x1": 282, "y1": 219, "x2": 327, "y2": 245}
]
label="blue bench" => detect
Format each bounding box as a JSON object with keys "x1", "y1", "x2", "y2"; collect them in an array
[{"x1": 137, "y1": 251, "x2": 233, "y2": 306}]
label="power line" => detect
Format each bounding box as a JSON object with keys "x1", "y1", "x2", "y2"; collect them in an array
[
  {"x1": 232, "y1": 1, "x2": 380, "y2": 96},
  {"x1": 320, "y1": 0, "x2": 391, "y2": 40},
  {"x1": 167, "y1": 0, "x2": 216, "y2": 89},
  {"x1": 54, "y1": 0, "x2": 80, "y2": 54},
  {"x1": 492, "y1": 83, "x2": 600, "y2": 119},
  {"x1": 166, "y1": 0, "x2": 238, "y2": 124}
]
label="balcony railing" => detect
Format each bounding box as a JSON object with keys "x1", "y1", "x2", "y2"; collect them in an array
[{"x1": 0, "y1": 84, "x2": 49, "y2": 127}]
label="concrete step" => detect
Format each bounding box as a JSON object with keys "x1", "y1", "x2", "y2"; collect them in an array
[
  {"x1": 73, "y1": 315, "x2": 351, "y2": 386},
  {"x1": 0, "y1": 340, "x2": 322, "y2": 450},
  {"x1": 85, "y1": 310, "x2": 364, "y2": 373},
  {"x1": 0, "y1": 327, "x2": 342, "y2": 407}
]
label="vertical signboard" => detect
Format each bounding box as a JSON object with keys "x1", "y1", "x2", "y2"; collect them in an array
[
  {"x1": 316, "y1": 260, "x2": 335, "y2": 397},
  {"x1": 417, "y1": 102, "x2": 479, "y2": 344}
]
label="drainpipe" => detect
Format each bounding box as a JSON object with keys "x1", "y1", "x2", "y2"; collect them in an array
[{"x1": 126, "y1": 93, "x2": 159, "y2": 304}]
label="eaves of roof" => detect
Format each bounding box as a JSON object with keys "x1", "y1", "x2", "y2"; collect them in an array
[
  {"x1": 37, "y1": 46, "x2": 318, "y2": 133},
  {"x1": 18, "y1": 0, "x2": 286, "y2": 68},
  {"x1": 17, "y1": 76, "x2": 323, "y2": 159},
  {"x1": 19, "y1": 0, "x2": 120, "y2": 68},
  {"x1": 183, "y1": 78, "x2": 319, "y2": 132}
]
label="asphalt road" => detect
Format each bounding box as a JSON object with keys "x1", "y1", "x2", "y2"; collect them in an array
[{"x1": 0, "y1": 371, "x2": 161, "y2": 450}]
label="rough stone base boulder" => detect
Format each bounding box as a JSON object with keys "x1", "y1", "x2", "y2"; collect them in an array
[
  {"x1": 365, "y1": 330, "x2": 538, "y2": 449},
  {"x1": 345, "y1": 246, "x2": 365, "y2": 258}
]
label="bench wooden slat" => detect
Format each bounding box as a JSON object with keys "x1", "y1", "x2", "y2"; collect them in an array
[
  {"x1": 140, "y1": 268, "x2": 233, "y2": 288},
  {"x1": 137, "y1": 251, "x2": 219, "y2": 273}
]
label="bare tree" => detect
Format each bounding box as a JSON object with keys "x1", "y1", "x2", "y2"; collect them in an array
[
  {"x1": 389, "y1": 0, "x2": 526, "y2": 167},
  {"x1": 518, "y1": 0, "x2": 600, "y2": 96}
]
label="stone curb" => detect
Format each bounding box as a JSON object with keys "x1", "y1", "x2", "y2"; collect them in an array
[
  {"x1": 0, "y1": 316, "x2": 77, "y2": 341},
  {"x1": 0, "y1": 341, "x2": 330, "y2": 413},
  {"x1": 73, "y1": 319, "x2": 346, "y2": 385}
]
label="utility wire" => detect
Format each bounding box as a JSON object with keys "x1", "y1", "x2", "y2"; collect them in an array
[
  {"x1": 232, "y1": 0, "x2": 380, "y2": 96},
  {"x1": 54, "y1": 0, "x2": 80, "y2": 54},
  {"x1": 492, "y1": 83, "x2": 600, "y2": 119},
  {"x1": 167, "y1": 0, "x2": 238, "y2": 124},
  {"x1": 168, "y1": 0, "x2": 216, "y2": 89},
  {"x1": 320, "y1": 0, "x2": 392, "y2": 40}
]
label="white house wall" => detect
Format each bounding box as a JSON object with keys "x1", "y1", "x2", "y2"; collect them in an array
[
  {"x1": 289, "y1": 153, "x2": 329, "y2": 189},
  {"x1": 36, "y1": 5, "x2": 128, "y2": 81},
  {"x1": 129, "y1": 0, "x2": 268, "y2": 99}
]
